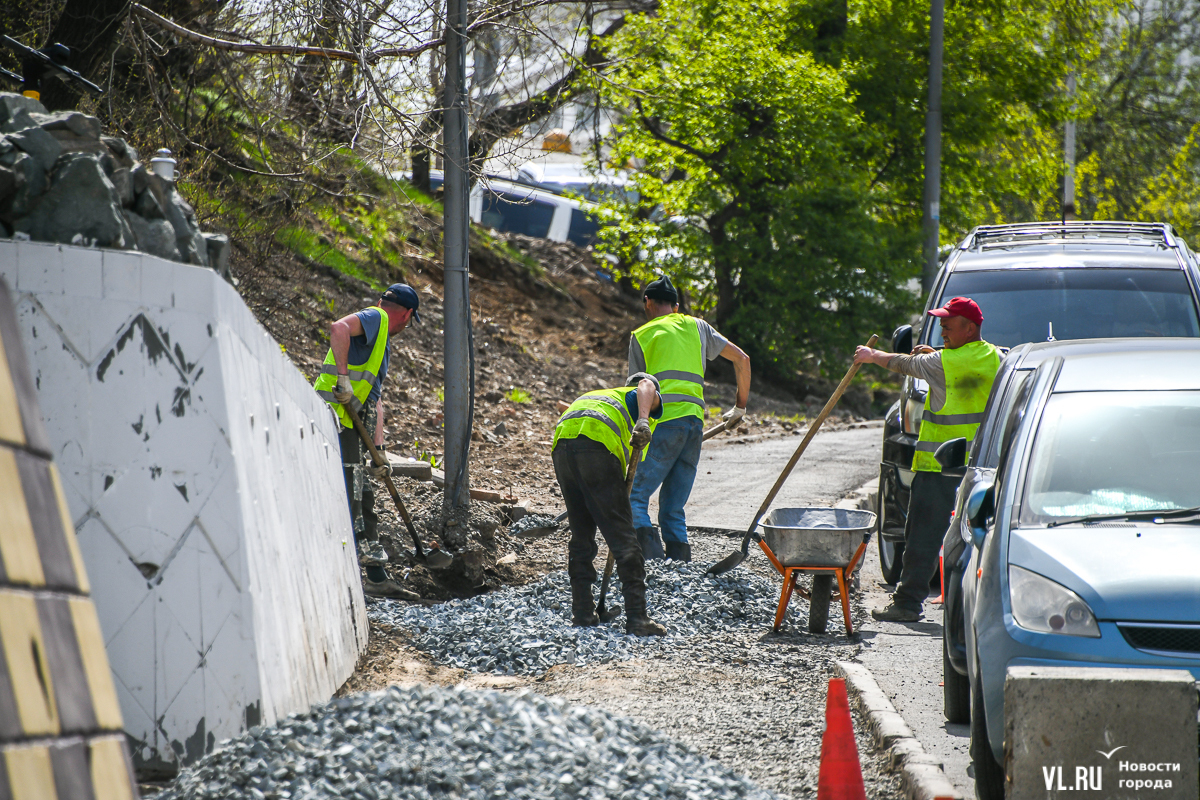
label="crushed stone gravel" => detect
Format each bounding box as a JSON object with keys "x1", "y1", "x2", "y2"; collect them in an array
[
  {"x1": 368, "y1": 561, "x2": 784, "y2": 675},
  {"x1": 156, "y1": 684, "x2": 782, "y2": 800}
]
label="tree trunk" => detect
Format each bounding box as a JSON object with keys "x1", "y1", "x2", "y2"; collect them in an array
[{"x1": 711, "y1": 215, "x2": 737, "y2": 327}]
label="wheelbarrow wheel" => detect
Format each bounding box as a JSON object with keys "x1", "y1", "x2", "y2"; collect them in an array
[{"x1": 808, "y1": 575, "x2": 833, "y2": 633}]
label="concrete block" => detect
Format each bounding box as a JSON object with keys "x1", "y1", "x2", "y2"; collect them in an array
[
  {"x1": 2, "y1": 238, "x2": 366, "y2": 775},
  {"x1": 102, "y1": 249, "x2": 141, "y2": 300},
  {"x1": 1006, "y1": 666, "x2": 1198, "y2": 800},
  {"x1": 16, "y1": 241, "x2": 63, "y2": 294}
]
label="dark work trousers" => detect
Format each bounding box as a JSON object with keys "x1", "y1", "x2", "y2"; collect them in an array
[
  {"x1": 893, "y1": 470, "x2": 960, "y2": 612},
  {"x1": 551, "y1": 437, "x2": 647, "y2": 600},
  {"x1": 337, "y1": 402, "x2": 379, "y2": 547}
]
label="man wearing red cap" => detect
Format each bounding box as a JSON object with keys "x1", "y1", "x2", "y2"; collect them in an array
[{"x1": 854, "y1": 297, "x2": 1000, "y2": 621}]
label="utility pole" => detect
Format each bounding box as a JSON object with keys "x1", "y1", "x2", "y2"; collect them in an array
[
  {"x1": 921, "y1": 0, "x2": 945, "y2": 292},
  {"x1": 1062, "y1": 71, "x2": 1077, "y2": 220},
  {"x1": 442, "y1": 0, "x2": 472, "y2": 522}
]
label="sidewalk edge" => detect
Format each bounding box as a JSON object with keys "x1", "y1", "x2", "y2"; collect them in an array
[{"x1": 835, "y1": 660, "x2": 966, "y2": 800}]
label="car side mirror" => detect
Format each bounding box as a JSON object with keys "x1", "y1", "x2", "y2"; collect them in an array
[
  {"x1": 965, "y1": 481, "x2": 995, "y2": 548},
  {"x1": 892, "y1": 324, "x2": 913, "y2": 355},
  {"x1": 935, "y1": 437, "x2": 968, "y2": 477}
]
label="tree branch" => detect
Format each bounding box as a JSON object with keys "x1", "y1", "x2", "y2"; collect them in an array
[{"x1": 131, "y1": 4, "x2": 442, "y2": 64}]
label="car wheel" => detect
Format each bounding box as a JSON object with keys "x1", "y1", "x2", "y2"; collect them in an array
[
  {"x1": 808, "y1": 575, "x2": 832, "y2": 633},
  {"x1": 879, "y1": 536, "x2": 904, "y2": 584},
  {"x1": 971, "y1": 669, "x2": 1006, "y2": 800},
  {"x1": 943, "y1": 633, "x2": 969, "y2": 724}
]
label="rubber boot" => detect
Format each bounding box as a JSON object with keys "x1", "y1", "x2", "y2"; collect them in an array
[
  {"x1": 571, "y1": 582, "x2": 599, "y2": 627},
  {"x1": 663, "y1": 540, "x2": 691, "y2": 562},
  {"x1": 636, "y1": 526, "x2": 665, "y2": 560},
  {"x1": 623, "y1": 580, "x2": 666, "y2": 636}
]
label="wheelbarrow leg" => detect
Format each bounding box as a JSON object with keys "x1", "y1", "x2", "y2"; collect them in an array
[
  {"x1": 774, "y1": 569, "x2": 799, "y2": 632},
  {"x1": 835, "y1": 567, "x2": 853, "y2": 635}
]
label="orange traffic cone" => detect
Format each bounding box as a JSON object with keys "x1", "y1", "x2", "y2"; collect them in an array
[{"x1": 817, "y1": 678, "x2": 867, "y2": 800}]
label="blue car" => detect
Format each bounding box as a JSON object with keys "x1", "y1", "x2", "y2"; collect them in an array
[{"x1": 958, "y1": 338, "x2": 1200, "y2": 799}]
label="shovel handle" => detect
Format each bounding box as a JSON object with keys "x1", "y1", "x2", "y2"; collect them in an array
[
  {"x1": 740, "y1": 334, "x2": 879, "y2": 553},
  {"x1": 343, "y1": 403, "x2": 428, "y2": 559}
]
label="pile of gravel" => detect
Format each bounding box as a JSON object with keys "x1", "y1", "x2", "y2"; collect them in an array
[
  {"x1": 158, "y1": 684, "x2": 780, "y2": 800},
  {"x1": 369, "y1": 561, "x2": 785, "y2": 675}
]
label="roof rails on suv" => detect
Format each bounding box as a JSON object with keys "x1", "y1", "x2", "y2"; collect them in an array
[{"x1": 960, "y1": 220, "x2": 1180, "y2": 251}]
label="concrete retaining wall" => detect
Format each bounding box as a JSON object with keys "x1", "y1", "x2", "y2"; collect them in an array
[{"x1": 0, "y1": 239, "x2": 367, "y2": 776}]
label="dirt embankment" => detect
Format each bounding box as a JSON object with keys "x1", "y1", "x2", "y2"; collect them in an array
[{"x1": 236, "y1": 212, "x2": 887, "y2": 601}]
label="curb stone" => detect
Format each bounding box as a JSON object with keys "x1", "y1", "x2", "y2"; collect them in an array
[{"x1": 836, "y1": 661, "x2": 965, "y2": 800}]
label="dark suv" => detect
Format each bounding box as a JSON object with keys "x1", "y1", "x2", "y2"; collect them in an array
[{"x1": 876, "y1": 221, "x2": 1200, "y2": 583}]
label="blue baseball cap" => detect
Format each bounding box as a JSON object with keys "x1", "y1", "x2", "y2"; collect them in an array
[{"x1": 381, "y1": 283, "x2": 421, "y2": 323}]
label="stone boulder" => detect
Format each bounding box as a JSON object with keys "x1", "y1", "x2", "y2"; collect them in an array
[{"x1": 0, "y1": 92, "x2": 225, "y2": 274}]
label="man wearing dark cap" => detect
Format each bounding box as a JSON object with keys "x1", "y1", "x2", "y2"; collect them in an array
[
  {"x1": 314, "y1": 283, "x2": 422, "y2": 599},
  {"x1": 628, "y1": 275, "x2": 751, "y2": 562},
  {"x1": 854, "y1": 297, "x2": 1000, "y2": 621},
  {"x1": 553, "y1": 373, "x2": 667, "y2": 636}
]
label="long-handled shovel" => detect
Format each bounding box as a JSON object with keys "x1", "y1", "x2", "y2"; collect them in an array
[
  {"x1": 344, "y1": 403, "x2": 455, "y2": 570},
  {"x1": 595, "y1": 443, "x2": 645, "y2": 622},
  {"x1": 707, "y1": 334, "x2": 878, "y2": 576}
]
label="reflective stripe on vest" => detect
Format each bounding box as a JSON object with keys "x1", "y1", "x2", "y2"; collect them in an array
[
  {"x1": 313, "y1": 307, "x2": 390, "y2": 429},
  {"x1": 552, "y1": 387, "x2": 655, "y2": 473},
  {"x1": 912, "y1": 340, "x2": 1001, "y2": 472},
  {"x1": 632, "y1": 313, "x2": 705, "y2": 422}
]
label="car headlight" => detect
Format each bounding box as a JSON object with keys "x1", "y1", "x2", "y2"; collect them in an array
[
  {"x1": 903, "y1": 392, "x2": 925, "y2": 436},
  {"x1": 1009, "y1": 565, "x2": 1100, "y2": 637}
]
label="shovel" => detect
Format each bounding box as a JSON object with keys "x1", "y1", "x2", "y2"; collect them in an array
[
  {"x1": 343, "y1": 403, "x2": 455, "y2": 570},
  {"x1": 707, "y1": 334, "x2": 878, "y2": 576},
  {"x1": 595, "y1": 442, "x2": 645, "y2": 622}
]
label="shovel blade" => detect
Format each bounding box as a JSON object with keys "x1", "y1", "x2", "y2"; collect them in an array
[
  {"x1": 706, "y1": 550, "x2": 746, "y2": 576},
  {"x1": 598, "y1": 605, "x2": 622, "y2": 623},
  {"x1": 422, "y1": 550, "x2": 455, "y2": 569}
]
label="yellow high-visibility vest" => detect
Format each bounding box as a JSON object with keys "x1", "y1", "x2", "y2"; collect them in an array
[
  {"x1": 912, "y1": 340, "x2": 1001, "y2": 472},
  {"x1": 632, "y1": 313, "x2": 705, "y2": 422},
  {"x1": 313, "y1": 307, "x2": 390, "y2": 429},
  {"x1": 553, "y1": 387, "x2": 657, "y2": 473}
]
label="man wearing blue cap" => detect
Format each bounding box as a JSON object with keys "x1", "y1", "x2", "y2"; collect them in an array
[{"x1": 315, "y1": 283, "x2": 422, "y2": 599}]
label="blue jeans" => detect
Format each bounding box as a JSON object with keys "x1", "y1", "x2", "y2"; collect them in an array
[{"x1": 630, "y1": 416, "x2": 703, "y2": 543}]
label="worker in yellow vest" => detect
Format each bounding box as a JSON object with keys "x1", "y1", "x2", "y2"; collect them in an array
[
  {"x1": 553, "y1": 373, "x2": 667, "y2": 636},
  {"x1": 314, "y1": 283, "x2": 421, "y2": 600},
  {"x1": 628, "y1": 276, "x2": 751, "y2": 562},
  {"x1": 854, "y1": 297, "x2": 1000, "y2": 622}
]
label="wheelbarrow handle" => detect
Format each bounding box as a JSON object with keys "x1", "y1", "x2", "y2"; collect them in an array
[{"x1": 739, "y1": 334, "x2": 879, "y2": 554}]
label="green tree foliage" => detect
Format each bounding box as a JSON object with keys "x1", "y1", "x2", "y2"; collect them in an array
[
  {"x1": 598, "y1": 0, "x2": 1107, "y2": 376},
  {"x1": 1074, "y1": 0, "x2": 1200, "y2": 239}
]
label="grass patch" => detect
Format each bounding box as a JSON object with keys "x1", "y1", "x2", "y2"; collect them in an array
[
  {"x1": 505, "y1": 387, "x2": 532, "y2": 404},
  {"x1": 276, "y1": 225, "x2": 382, "y2": 289}
]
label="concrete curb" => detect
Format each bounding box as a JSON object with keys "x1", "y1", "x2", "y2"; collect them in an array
[{"x1": 836, "y1": 661, "x2": 965, "y2": 800}]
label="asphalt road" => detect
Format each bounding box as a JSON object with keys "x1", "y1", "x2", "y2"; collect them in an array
[
  {"x1": 653, "y1": 423, "x2": 884, "y2": 530},
  {"x1": 682, "y1": 422, "x2": 975, "y2": 799}
]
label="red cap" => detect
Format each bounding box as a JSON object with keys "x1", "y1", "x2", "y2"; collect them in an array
[{"x1": 928, "y1": 296, "x2": 983, "y2": 326}]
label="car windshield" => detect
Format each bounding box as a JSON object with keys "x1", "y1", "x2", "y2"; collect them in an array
[
  {"x1": 927, "y1": 268, "x2": 1200, "y2": 348},
  {"x1": 1021, "y1": 390, "x2": 1200, "y2": 525}
]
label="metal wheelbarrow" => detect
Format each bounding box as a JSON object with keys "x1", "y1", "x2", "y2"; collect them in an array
[{"x1": 757, "y1": 507, "x2": 876, "y2": 634}]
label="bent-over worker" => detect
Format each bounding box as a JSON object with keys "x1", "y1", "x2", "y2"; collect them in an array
[
  {"x1": 854, "y1": 296, "x2": 1000, "y2": 622},
  {"x1": 553, "y1": 373, "x2": 667, "y2": 636},
  {"x1": 628, "y1": 275, "x2": 751, "y2": 562},
  {"x1": 314, "y1": 283, "x2": 422, "y2": 600}
]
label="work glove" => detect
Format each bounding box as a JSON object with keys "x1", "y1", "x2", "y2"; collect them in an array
[
  {"x1": 371, "y1": 461, "x2": 392, "y2": 480},
  {"x1": 722, "y1": 405, "x2": 746, "y2": 429},
  {"x1": 333, "y1": 374, "x2": 354, "y2": 404},
  {"x1": 630, "y1": 419, "x2": 652, "y2": 452}
]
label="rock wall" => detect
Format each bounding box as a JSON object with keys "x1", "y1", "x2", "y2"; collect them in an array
[
  {"x1": 0, "y1": 93, "x2": 227, "y2": 274},
  {"x1": 0, "y1": 239, "x2": 367, "y2": 777}
]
